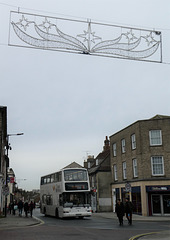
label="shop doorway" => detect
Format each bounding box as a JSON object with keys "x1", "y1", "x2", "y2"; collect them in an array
[{"x1": 152, "y1": 194, "x2": 170, "y2": 215}]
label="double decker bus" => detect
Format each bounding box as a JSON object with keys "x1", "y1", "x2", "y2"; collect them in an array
[{"x1": 40, "y1": 167, "x2": 92, "y2": 218}]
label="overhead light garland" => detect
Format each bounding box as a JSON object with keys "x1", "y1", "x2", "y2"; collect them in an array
[{"x1": 9, "y1": 11, "x2": 162, "y2": 63}]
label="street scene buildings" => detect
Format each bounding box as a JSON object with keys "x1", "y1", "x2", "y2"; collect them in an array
[{"x1": 1, "y1": 105, "x2": 170, "y2": 218}]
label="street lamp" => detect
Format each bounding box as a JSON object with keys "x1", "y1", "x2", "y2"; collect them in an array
[
  {"x1": 6, "y1": 133, "x2": 24, "y2": 155},
  {"x1": 4, "y1": 132, "x2": 24, "y2": 217}
]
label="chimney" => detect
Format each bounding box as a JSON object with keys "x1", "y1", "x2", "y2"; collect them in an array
[{"x1": 103, "y1": 136, "x2": 110, "y2": 151}]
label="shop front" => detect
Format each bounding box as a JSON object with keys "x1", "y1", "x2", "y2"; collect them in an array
[
  {"x1": 121, "y1": 186, "x2": 142, "y2": 215},
  {"x1": 146, "y1": 185, "x2": 170, "y2": 216}
]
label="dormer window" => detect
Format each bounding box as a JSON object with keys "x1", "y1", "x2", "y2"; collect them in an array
[{"x1": 96, "y1": 159, "x2": 99, "y2": 166}]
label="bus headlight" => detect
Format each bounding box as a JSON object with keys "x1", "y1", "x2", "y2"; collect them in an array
[{"x1": 63, "y1": 210, "x2": 70, "y2": 213}]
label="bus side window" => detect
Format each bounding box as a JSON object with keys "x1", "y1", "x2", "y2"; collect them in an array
[
  {"x1": 55, "y1": 173, "x2": 59, "y2": 182},
  {"x1": 59, "y1": 194, "x2": 63, "y2": 206},
  {"x1": 42, "y1": 194, "x2": 46, "y2": 204},
  {"x1": 41, "y1": 178, "x2": 44, "y2": 185},
  {"x1": 51, "y1": 174, "x2": 55, "y2": 183},
  {"x1": 47, "y1": 176, "x2": 51, "y2": 183},
  {"x1": 46, "y1": 195, "x2": 53, "y2": 205},
  {"x1": 58, "y1": 172, "x2": 62, "y2": 182},
  {"x1": 44, "y1": 178, "x2": 47, "y2": 184},
  {"x1": 55, "y1": 172, "x2": 62, "y2": 182}
]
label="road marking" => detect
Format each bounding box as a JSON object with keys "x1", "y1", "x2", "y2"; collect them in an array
[
  {"x1": 129, "y1": 232, "x2": 160, "y2": 240},
  {"x1": 32, "y1": 216, "x2": 44, "y2": 227}
]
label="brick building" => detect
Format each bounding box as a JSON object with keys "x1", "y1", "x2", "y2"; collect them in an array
[
  {"x1": 84, "y1": 137, "x2": 112, "y2": 212},
  {"x1": 110, "y1": 115, "x2": 170, "y2": 216},
  {"x1": 7, "y1": 168, "x2": 16, "y2": 206}
]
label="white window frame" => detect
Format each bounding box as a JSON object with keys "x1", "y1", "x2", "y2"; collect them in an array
[
  {"x1": 133, "y1": 159, "x2": 138, "y2": 177},
  {"x1": 151, "y1": 156, "x2": 164, "y2": 176},
  {"x1": 149, "y1": 130, "x2": 162, "y2": 146},
  {"x1": 123, "y1": 162, "x2": 127, "y2": 179},
  {"x1": 113, "y1": 143, "x2": 116, "y2": 157},
  {"x1": 131, "y1": 134, "x2": 136, "y2": 150},
  {"x1": 113, "y1": 164, "x2": 118, "y2": 181},
  {"x1": 121, "y1": 139, "x2": 126, "y2": 153}
]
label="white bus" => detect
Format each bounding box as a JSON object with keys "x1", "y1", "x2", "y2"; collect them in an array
[{"x1": 40, "y1": 167, "x2": 92, "y2": 218}]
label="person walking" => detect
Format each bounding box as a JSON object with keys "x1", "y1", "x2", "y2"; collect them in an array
[
  {"x1": 18, "y1": 199, "x2": 24, "y2": 217},
  {"x1": 8, "y1": 203, "x2": 12, "y2": 214},
  {"x1": 12, "y1": 200, "x2": 17, "y2": 215},
  {"x1": 29, "y1": 201, "x2": 34, "y2": 217},
  {"x1": 24, "y1": 201, "x2": 29, "y2": 217},
  {"x1": 115, "y1": 199, "x2": 124, "y2": 226},
  {"x1": 124, "y1": 197, "x2": 134, "y2": 225}
]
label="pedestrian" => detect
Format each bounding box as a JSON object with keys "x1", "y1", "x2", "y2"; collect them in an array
[
  {"x1": 8, "y1": 203, "x2": 12, "y2": 214},
  {"x1": 29, "y1": 201, "x2": 34, "y2": 217},
  {"x1": 12, "y1": 200, "x2": 17, "y2": 215},
  {"x1": 124, "y1": 197, "x2": 134, "y2": 225},
  {"x1": 18, "y1": 199, "x2": 24, "y2": 216},
  {"x1": 24, "y1": 201, "x2": 29, "y2": 217},
  {"x1": 115, "y1": 199, "x2": 124, "y2": 226}
]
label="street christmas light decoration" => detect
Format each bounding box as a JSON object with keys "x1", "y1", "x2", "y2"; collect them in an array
[{"x1": 9, "y1": 11, "x2": 162, "y2": 63}]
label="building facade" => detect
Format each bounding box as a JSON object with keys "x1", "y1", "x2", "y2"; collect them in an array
[
  {"x1": 7, "y1": 168, "x2": 16, "y2": 206},
  {"x1": 84, "y1": 137, "x2": 112, "y2": 212},
  {"x1": 110, "y1": 115, "x2": 170, "y2": 216},
  {"x1": 0, "y1": 106, "x2": 7, "y2": 215}
]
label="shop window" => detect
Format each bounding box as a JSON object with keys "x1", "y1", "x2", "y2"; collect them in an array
[{"x1": 132, "y1": 187, "x2": 142, "y2": 215}]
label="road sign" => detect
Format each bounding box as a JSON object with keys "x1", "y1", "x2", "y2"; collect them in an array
[
  {"x1": 3, "y1": 186, "x2": 9, "y2": 196},
  {"x1": 125, "y1": 183, "x2": 131, "y2": 192}
]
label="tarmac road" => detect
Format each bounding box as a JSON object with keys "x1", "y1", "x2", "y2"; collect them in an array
[{"x1": 0, "y1": 209, "x2": 170, "y2": 240}]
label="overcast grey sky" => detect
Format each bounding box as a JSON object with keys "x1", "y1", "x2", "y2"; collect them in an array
[{"x1": 1, "y1": 0, "x2": 170, "y2": 191}]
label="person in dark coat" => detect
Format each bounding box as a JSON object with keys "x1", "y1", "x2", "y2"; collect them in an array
[
  {"x1": 124, "y1": 198, "x2": 134, "y2": 225},
  {"x1": 115, "y1": 199, "x2": 124, "y2": 226},
  {"x1": 24, "y1": 201, "x2": 29, "y2": 217},
  {"x1": 11, "y1": 200, "x2": 17, "y2": 215},
  {"x1": 8, "y1": 203, "x2": 12, "y2": 214},
  {"x1": 18, "y1": 199, "x2": 24, "y2": 216},
  {"x1": 29, "y1": 201, "x2": 34, "y2": 217}
]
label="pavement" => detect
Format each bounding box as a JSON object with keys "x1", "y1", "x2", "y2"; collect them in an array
[
  {"x1": 0, "y1": 211, "x2": 169, "y2": 240},
  {"x1": 0, "y1": 212, "x2": 42, "y2": 230}
]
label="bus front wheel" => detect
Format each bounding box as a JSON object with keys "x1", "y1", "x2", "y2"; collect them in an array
[
  {"x1": 44, "y1": 208, "x2": 47, "y2": 216},
  {"x1": 55, "y1": 208, "x2": 59, "y2": 218}
]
